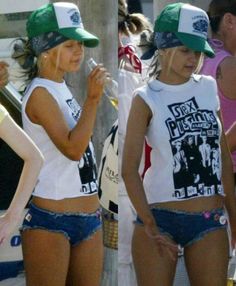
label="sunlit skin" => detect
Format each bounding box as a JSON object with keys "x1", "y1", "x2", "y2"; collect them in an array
[
  {"x1": 39, "y1": 40, "x2": 85, "y2": 82},
  {"x1": 22, "y1": 37, "x2": 108, "y2": 286},
  {"x1": 122, "y1": 42, "x2": 235, "y2": 285},
  {"x1": 159, "y1": 46, "x2": 202, "y2": 85}
]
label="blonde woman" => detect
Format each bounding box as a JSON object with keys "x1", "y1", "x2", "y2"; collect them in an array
[
  {"x1": 122, "y1": 3, "x2": 236, "y2": 286},
  {"x1": 12, "y1": 2, "x2": 109, "y2": 286}
]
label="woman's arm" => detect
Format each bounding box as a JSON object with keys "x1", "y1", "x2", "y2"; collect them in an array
[
  {"x1": 218, "y1": 112, "x2": 236, "y2": 248},
  {"x1": 217, "y1": 57, "x2": 236, "y2": 101},
  {"x1": 122, "y1": 95, "x2": 178, "y2": 258},
  {"x1": 122, "y1": 95, "x2": 153, "y2": 225},
  {"x1": 226, "y1": 121, "x2": 236, "y2": 152},
  {"x1": 0, "y1": 114, "x2": 44, "y2": 244},
  {"x1": 25, "y1": 65, "x2": 108, "y2": 161}
]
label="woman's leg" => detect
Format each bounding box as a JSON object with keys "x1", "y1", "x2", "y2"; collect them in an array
[
  {"x1": 22, "y1": 229, "x2": 70, "y2": 286},
  {"x1": 132, "y1": 225, "x2": 178, "y2": 286},
  {"x1": 184, "y1": 228, "x2": 229, "y2": 286},
  {"x1": 66, "y1": 229, "x2": 103, "y2": 286}
]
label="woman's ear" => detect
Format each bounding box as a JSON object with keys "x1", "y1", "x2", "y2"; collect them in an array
[
  {"x1": 222, "y1": 12, "x2": 236, "y2": 30},
  {"x1": 158, "y1": 49, "x2": 165, "y2": 56},
  {"x1": 40, "y1": 52, "x2": 47, "y2": 60}
]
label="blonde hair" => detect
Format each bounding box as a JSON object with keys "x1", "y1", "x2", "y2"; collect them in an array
[
  {"x1": 148, "y1": 47, "x2": 204, "y2": 78},
  {"x1": 12, "y1": 39, "x2": 75, "y2": 87},
  {"x1": 12, "y1": 38, "x2": 37, "y2": 82}
]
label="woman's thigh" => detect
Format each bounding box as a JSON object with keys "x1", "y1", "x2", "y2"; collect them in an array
[
  {"x1": 184, "y1": 228, "x2": 229, "y2": 286},
  {"x1": 66, "y1": 229, "x2": 103, "y2": 286},
  {"x1": 22, "y1": 229, "x2": 70, "y2": 286},
  {"x1": 132, "y1": 225, "x2": 178, "y2": 286}
]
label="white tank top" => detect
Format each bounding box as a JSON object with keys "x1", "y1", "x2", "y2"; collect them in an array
[
  {"x1": 22, "y1": 77, "x2": 98, "y2": 200},
  {"x1": 136, "y1": 74, "x2": 224, "y2": 204}
]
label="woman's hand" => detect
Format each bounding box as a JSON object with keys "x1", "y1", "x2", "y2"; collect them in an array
[
  {"x1": 0, "y1": 61, "x2": 9, "y2": 87},
  {"x1": 0, "y1": 212, "x2": 20, "y2": 245},
  {"x1": 87, "y1": 64, "x2": 111, "y2": 103},
  {"x1": 144, "y1": 219, "x2": 179, "y2": 261}
]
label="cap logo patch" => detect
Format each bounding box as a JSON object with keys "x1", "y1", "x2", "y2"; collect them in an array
[
  {"x1": 192, "y1": 18, "x2": 208, "y2": 37},
  {"x1": 70, "y1": 11, "x2": 80, "y2": 25}
]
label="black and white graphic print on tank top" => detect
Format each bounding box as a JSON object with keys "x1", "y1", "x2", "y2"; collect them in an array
[
  {"x1": 165, "y1": 97, "x2": 223, "y2": 200},
  {"x1": 66, "y1": 98, "x2": 98, "y2": 195}
]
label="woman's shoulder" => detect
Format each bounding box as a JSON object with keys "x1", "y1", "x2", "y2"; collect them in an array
[
  {"x1": 193, "y1": 74, "x2": 217, "y2": 88},
  {"x1": 27, "y1": 77, "x2": 66, "y2": 90},
  {"x1": 24, "y1": 77, "x2": 67, "y2": 102},
  {"x1": 134, "y1": 79, "x2": 157, "y2": 95}
]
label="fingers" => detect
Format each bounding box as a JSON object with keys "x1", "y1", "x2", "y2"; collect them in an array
[
  {"x1": 144, "y1": 224, "x2": 178, "y2": 261},
  {"x1": 0, "y1": 72, "x2": 9, "y2": 87},
  {"x1": 95, "y1": 72, "x2": 111, "y2": 85},
  {"x1": 0, "y1": 61, "x2": 9, "y2": 68},
  {"x1": 155, "y1": 235, "x2": 178, "y2": 250},
  {"x1": 0, "y1": 61, "x2": 9, "y2": 87},
  {"x1": 156, "y1": 238, "x2": 178, "y2": 261},
  {"x1": 89, "y1": 64, "x2": 111, "y2": 85},
  {"x1": 144, "y1": 224, "x2": 160, "y2": 239}
]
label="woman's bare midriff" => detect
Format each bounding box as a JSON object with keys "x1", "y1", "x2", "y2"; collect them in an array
[
  {"x1": 149, "y1": 195, "x2": 225, "y2": 212},
  {"x1": 31, "y1": 194, "x2": 100, "y2": 213}
]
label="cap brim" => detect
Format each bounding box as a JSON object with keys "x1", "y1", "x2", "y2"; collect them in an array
[
  {"x1": 175, "y1": 33, "x2": 215, "y2": 58},
  {"x1": 59, "y1": 27, "x2": 99, "y2": 48},
  {"x1": 140, "y1": 46, "x2": 157, "y2": 60}
]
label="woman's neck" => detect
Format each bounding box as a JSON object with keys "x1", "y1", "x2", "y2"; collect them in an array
[
  {"x1": 38, "y1": 70, "x2": 64, "y2": 83},
  {"x1": 158, "y1": 71, "x2": 190, "y2": 85},
  {"x1": 212, "y1": 32, "x2": 235, "y2": 55},
  {"x1": 38, "y1": 60, "x2": 65, "y2": 83}
]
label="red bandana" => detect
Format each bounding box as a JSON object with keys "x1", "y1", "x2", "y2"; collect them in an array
[{"x1": 118, "y1": 45, "x2": 142, "y2": 74}]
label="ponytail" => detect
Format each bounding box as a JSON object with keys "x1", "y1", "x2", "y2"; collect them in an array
[
  {"x1": 118, "y1": 0, "x2": 151, "y2": 36},
  {"x1": 12, "y1": 38, "x2": 38, "y2": 82}
]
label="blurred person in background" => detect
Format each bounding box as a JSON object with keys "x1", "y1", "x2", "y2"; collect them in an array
[
  {"x1": 201, "y1": 0, "x2": 236, "y2": 184},
  {"x1": 227, "y1": 121, "x2": 236, "y2": 153},
  {"x1": 118, "y1": 0, "x2": 151, "y2": 285}
]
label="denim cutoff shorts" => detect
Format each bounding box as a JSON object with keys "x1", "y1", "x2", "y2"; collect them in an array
[
  {"x1": 21, "y1": 203, "x2": 102, "y2": 246},
  {"x1": 136, "y1": 207, "x2": 227, "y2": 247}
]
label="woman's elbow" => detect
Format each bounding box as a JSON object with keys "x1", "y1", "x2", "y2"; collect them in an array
[
  {"x1": 32, "y1": 149, "x2": 44, "y2": 168},
  {"x1": 24, "y1": 149, "x2": 44, "y2": 171},
  {"x1": 62, "y1": 146, "x2": 84, "y2": 161}
]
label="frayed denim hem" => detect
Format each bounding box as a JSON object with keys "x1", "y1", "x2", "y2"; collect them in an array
[
  {"x1": 72, "y1": 224, "x2": 102, "y2": 247},
  {"x1": 20, "y1": 226, "x2": 70, "y2": 241},
  {"x1": 184, "y1": 225, "x2": 227, "y2": 248},
  {"x1": 20, "y1": 224, "x2": 103, "y2": 247}
]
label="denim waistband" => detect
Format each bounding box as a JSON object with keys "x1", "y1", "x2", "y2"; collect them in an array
[
  {"x1": 29, "y1": 202, "x2": 101, "y2": 217},
  {"x1": 149, "y1": 206, "x2": 224, "y2": 216},
  {"x1": 136, "y1": 206, "x2": 227, "y2": 247}
]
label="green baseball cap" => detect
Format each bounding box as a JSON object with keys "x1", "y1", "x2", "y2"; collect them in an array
[
  {"x1": 27, "y1": 2, "x2": 99, "y2": 48},
  {"x1": 154, "y1": 2, "x2": 215, "y2": 58}
]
